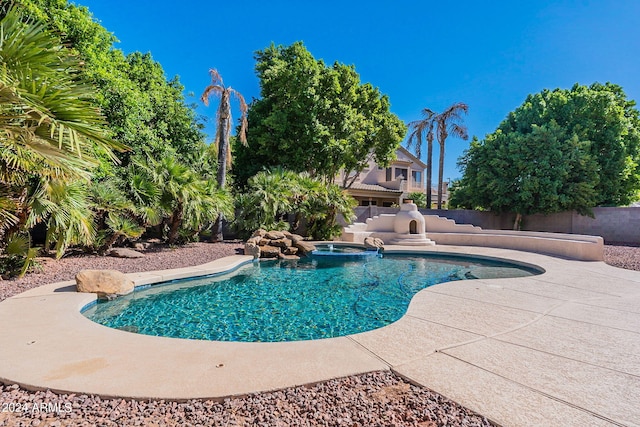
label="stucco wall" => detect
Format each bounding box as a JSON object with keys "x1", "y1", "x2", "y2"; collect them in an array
[{"x1": 352, "y1": 206, "x2": 640, "y2": 244}]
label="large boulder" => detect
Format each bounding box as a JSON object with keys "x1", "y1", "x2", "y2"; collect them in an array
[
  {"x1": 284, "y1": 246, "x2": 299, "y2": 255},
  {"x1": 244, "y1": 242, "x2": 260, "y2": 259},
  {"x1": 283, "y1": 232, "x2": 304, "y2": 244},
  {"x1": 259, "y1": 245, "x2": 281, "y2": 258},
  {"x1": 364, "y1": 237, "x2": 384, "y2": 250},
  {"x1": 76, "y1": 270, "x2": 134, "y2": 300},
  {"x1": 108, "y1": 248, "x2": 145, "y2": 259},
  {"x1": 245, "y1": 236, "x2": 262, "y2": 245},
  {"x1": 252, "y1": 229, "x2": 267, "y2": 238},
  {"x1": 270, "y1": 238, "x2": 292, "y2": 249},
  {"x1": 294, "y1": 241, "x2": 317, "y2": 255},
  {"x1": 265, "y1": 230, "x2": 286, "y2": 240}
]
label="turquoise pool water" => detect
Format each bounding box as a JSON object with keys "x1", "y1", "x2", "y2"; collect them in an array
[{"x1": 83, "y1": 253, "x2": 540, "y2": 342}]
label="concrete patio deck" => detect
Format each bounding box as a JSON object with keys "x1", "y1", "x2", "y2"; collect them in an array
[{"x1": 0, "y1": 246, "x2": 638, "y2": 426}]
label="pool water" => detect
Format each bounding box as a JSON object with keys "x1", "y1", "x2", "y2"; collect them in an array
[{"x1": 83, "y1": 254, "x2": 540, "y2": 342}]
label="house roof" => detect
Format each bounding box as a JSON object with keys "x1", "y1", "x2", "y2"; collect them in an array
[
  {"x1": 346, "y1": 183, "x2": 403, "y2": 194},
  {"x1": 397, "y1": 146, "x2": 428, "y2": 169}
]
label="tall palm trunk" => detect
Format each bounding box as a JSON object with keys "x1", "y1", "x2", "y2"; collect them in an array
[
  {"x1": 437, "y1": 141, "x2": 445, "y2": 209},
  {"x1": 201, "y1": 69, "x2": 248, "y2": 243},
  {"x1": 211, "y1": 104, "x2": 229, "y2": 242},
  {"x1": 406, "y1": 108, "x2": 436, "y2": 210},
  {"x1": 426, "y1": 134, "x2": 433, "y2": 208},
  {"x1": 435, "y1": 102, "x2": 469, "y2": 209}
]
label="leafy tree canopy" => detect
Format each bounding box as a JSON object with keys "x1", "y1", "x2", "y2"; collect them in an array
[
  {"x1": 451, "y1": 83, "x2": 640, "y2": 227},
  {"x1": 3, "y1": 0, "x2": 207, "y2": 175},
  {"x1": 234, "y1": 42, "x2": 406, "y2": 188}
]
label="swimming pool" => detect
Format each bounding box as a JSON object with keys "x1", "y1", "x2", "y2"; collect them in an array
[{"x1": 83, "y1": 253, "x2": 541, "y2": 342}]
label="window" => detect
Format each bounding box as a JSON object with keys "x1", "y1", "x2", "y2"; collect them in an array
[
  {"x1": 395, "y1": 168, "x2": 407, "y2": 179},
  {"x1": 385, "y1": 168, "x2": 392, "y2": 181},
  {"x1": 412, "y1": 170, "x2": 421, "y2": 184},
  {"x1": 360, "y1": 200, "x2": 377, "y2": 206},
  {"x1": 382, "y1": 201, "x2": 394, "y2": 207}
]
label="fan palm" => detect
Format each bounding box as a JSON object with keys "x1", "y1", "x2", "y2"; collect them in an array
[
  {"x1": 234, "y1": 168, "x2": 296, "y2": 234},
  {"x1": 90, "y1": 178, "x2": 144, "y2": 252},
  {"x1": 1, "y1": 6, "x2": 126, "y2": 261},
  {"x1": 201, "y1": 69, "x2": 247, "y2": 241},
  {"x1": 406, "y1": 108, "x2": 437, "y2": 208},
  {"x1": 0, "y1": 6, "x2": 125, "y2": 181},
  {"x1": 133, "y1": 156, "x2": 232, "y2": 244},
  {"x1": 435, "y1": 103, "x2": 468, "y2": 209},
  {"x1": 27, "y1": 179, "x2": 95, "y2": 259}
]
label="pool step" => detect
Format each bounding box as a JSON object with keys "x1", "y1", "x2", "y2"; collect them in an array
[{"x1": 389, "y1": 234, "x2": 436, "y2": 246}]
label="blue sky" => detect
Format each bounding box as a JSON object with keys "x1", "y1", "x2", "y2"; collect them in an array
[{"x1": 77, "y1": 0, "x2": 640, "y2": 180}]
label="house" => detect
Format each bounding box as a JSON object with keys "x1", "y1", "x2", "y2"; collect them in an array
[{"x1": 339, "y1": 146, "x2": 448, "y2": 207}]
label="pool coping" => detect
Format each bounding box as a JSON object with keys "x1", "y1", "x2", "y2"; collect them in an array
[{"x1": 1, "y1": 246, "x2": 639, "y2": 426}]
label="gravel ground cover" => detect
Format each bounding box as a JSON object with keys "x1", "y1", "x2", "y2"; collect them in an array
[
  {"x1": 0, "y1": 242, "x2": 638, "y2": 426},
  {"x1": 603, "y1": 243, "x2": 640, "y2": 271}
]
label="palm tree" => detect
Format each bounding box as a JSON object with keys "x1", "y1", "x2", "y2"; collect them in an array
[
  {"x1": 406, "y1": 108, "x2": 437, "y2": 208},
  {"x1": 132, "y1": 156, "x2": 233, "y2": 244},
  {"x1": 201, "y1": 69, "x2": 248, "y2": 241},
  {"x1": 435, "y1": 103, "x2": 468, "y2": 209},
  {"x1": 28, "y1": 179, "x2": 95, "y2": 259},
  {"x1": 90, "y1": 178, "x2": 144, "y2": 252},
  {"x1": 0, "y1": 6, "x2": 125, "y2": 181},
  {"x1": 0, "y1": 6, "x2": 125, "y2": 266}
]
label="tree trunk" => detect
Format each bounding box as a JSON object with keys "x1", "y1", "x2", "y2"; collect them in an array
[
  {"x1": 437, "y1": 142, "x2": 445, "y2": 209},
  {"x1": 211, "y1": 104, "x2": 229, "y2": 243},
  {"x1": 426, "y1": 136, "x2": 433, "y2": 208},
  {"x1": 513, "y1": 212, "x2": 522, "y2": 230},
  {"x1": 168, "y1": 204, "x2": 183, "y2": 244},
  {"x1": 211, "y1": 214, "x2": 224, "y2": 242}
]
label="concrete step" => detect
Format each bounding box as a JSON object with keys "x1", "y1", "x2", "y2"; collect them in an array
[
  {"x1": 345, "y1": 223, "x2": 368, "y2": 231},
  {"x1": 389, "y1": 235, "x2": 436, "y2": 246}
]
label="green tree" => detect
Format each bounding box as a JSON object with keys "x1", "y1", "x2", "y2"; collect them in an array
[
  {"x1": 497, "y1": 83, "x2": 640, "y2": 205},
  {"x1": 406, "y1": 108, "x2": 437, "y2": 208},
  {"x1": 201, "y1": 69, "x2": 247, "y2": 242},
  {"x1": 234, "y1": 42, "x2": 405, "y2": 188},
  {"x1": 451, "y1": 122, "x2": 599, "y2": 229},
  {"x1": 407, "y1": 192, "x2": 427, "y2": 208},
  {"x1": 435, "y1": 103, "x2": 468, "y2": 209}
]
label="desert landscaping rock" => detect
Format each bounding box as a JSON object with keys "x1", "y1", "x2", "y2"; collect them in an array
[
  {"x1": 603, "y1": 243, "x2": 640, "y2": 270},
  {"x1": 251, "y1": 229, "x2": 267, "y2": 238},
  {"x1": 364, "y1": 236, "x2": 385, "y2": 249},
  {"x1": 283, "y1": 231, "x2": 304, "y2": 243},
  {"x1": 244, "y1": 242, "x2": 261, "y2": 259},
  {"x1": 108, "y1": 248, "x2": 145, "y2": 258},
  {"x1": 0, "y1": 371, "x2": 493, "y2": 426},
  {"x1": 248, "y1": 229, "x2": 315, "y2": 259},
  {"x1": 265, "y1": 230, "x2": 286, "y2": 240},
  {"x1": 278, "y1": 253, "x2": 301, "y2": 260},
  {"x1": 284, "y1": 246, "x2": 299, "y2": 255},
  {"x1": 270, "y1": 238, "x2": 293, "y2": 248},
  {"x1": 75, "y1": 270, "x2": 134, "y2": 300},
  {"x1": 293, "y1": 240, "x2": 316, "y2": 255},
  {"x1": 258, "y1": 244, "x2": 281, "y2": 258},
  {"x1": 0, "y1": 242, "x2": 243, "y2": 301}
]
